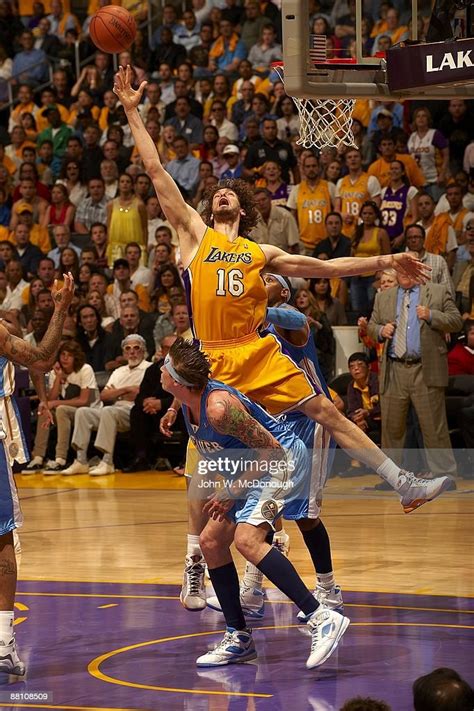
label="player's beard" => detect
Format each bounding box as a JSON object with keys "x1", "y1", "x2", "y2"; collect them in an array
[{"x1": 213, "y1": 204, "x2": 240, "y2": 223}]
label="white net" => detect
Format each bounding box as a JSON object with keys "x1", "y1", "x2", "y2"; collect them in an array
[{"x1": 273, "y1": 64, "x2": 357, "y2": 150}]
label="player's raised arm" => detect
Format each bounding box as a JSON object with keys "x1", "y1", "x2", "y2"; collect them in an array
[
  {"x1": 0, "y1": 274, "x2": 74, "y2": 372},
  {"x1": 114, "y1": 66, "x2": 206, "y2": 264},
  {"x1": 261, "y1": 245, "x2": 432, "y2": 284}
]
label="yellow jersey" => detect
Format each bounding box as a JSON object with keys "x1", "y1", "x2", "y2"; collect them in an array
[
  {"x1": 289, "y1": 180, "x2": 332, "y2": 249},
  {"x1": 337, "y1": 173, "x2": 371, "y2": 237},
  {"x1": 185, "y1": 227, "x2": 267, "y2": 343}
]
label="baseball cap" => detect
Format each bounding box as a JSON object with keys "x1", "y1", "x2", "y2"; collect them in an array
[
  {"x1": 41, "y1": 104, "x2": 59, "y2": 117},
  {"x1": 14, "y1": 201, "x2": 33, "y2": 214},
  {"x1": 223, "y1": 145, "x2": 240, "y2": 155}
]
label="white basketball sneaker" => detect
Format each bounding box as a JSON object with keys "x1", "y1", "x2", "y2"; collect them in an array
[
  {"x1": 397, "y1": 470, "x2": 453, "y2": 513},
  {"x1": 306, "y1": 606, "x2": 350, "y2": 669},
  {"x1": 180, "y1": 555, "x2": 206, "y2": 611},
  {"x1": 272, "y1": 531, "x2": 290, "y2": 557},
  {"x1": 207, "y1": 584, "x2": 265, "y2": 619},
  {"x1": 0, "y1": 637, "x2": 25, "y2": 675},
  {"x1": 297, "y1": 585, "x2": 344, "y2": 621},
  {"x1": 196, "y1": 628, "x2": 257, "y2": 667}
]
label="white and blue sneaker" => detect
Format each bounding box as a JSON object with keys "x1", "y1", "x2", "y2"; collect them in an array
[
  {"x1": 297, "y1": 585, "x2": 344, "y2": 621},
  {"x1": 306, "y1": 606, "x2": 350, "y2": 669},
  {"x1": 397, "y1": 470, "x2": 453, "y2": 513},
  {"x1": 196, "y1": 627, "x2": 257, "y2": 667},
  {"x1": 207, "y1": 584, "x2": 265, "y2": 619},
  {"x1": 0, "y1": 637, "x2": 25, "y2": 675}
]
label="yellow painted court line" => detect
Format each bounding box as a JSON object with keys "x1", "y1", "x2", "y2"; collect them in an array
[
  {"x1": 17, "y1": 592, "x2": 178, "y2": 600},
  {"x1": 15, "y1": 602, "x2": 29, "y2": 611},
  {"x1": 98, "y1": 604, "x2": 118, "y2": 609},
  {"x1": 88, "y1": 630, "x2": 272, "y2": 699},
  {"x1": 265, "y1": 599, "x2": 474, "y2": 614}
]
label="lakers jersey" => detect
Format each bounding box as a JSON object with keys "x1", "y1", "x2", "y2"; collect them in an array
[
  {"x1": 289, "y1": 180, "x2": 332, "y2": 248},
  {"x1": 337, "y1": 173, "x2": 370, "y2": 238},
  {"x1": 183, "y1": 227, "x2": 267, "y2": 343}
]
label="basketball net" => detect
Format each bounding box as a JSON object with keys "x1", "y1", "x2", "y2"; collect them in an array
[{"x1": 272, "y1": 63, "x2": 357, "y2": 150}]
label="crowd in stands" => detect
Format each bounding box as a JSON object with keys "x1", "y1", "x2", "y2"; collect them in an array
[{"x1": 0, "y1": 0, "x2": 472, "y2": 475}]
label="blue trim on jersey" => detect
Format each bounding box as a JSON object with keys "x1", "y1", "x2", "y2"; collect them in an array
[
  {"x1": 0, "y1": 443, "x2": 16, "y2": 536},
  {"x1": 0, "y1": 357, "x2": 7, "y2": 399}
]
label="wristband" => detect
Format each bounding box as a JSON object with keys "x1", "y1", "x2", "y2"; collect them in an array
[{"x1": 167, "y1": 407, "x2": 178, "y2": 414}]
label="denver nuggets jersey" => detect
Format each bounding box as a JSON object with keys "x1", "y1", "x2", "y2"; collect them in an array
[
  {"x1": 0, "y1": 357, "x2": 16, "y2": 398},
  {"x1": 183, "y1": 227, "x2": 267, "y2": 343}
]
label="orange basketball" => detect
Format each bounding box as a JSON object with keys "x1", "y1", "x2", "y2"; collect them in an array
[{"x1": 89, "y1": 6, "x2": 137, "y2": 54}]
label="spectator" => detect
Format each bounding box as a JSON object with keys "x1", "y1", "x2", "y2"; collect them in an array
[
  {"x1": 438, "y1": 100, "x2": 474, "y2": 174},
  {"x1": 165, "y1": 97, "x2": 204, "y2": 147},
  {"x1": 151, "y1": 3, "x2": 181, "y2": 49},
  {"x1": 310, "y1": 277, "x2": 348, "y2": 325},
  {"x1": 0, "y1": 259, "x2": 28, "y2": 315},
  {"x1": 89, "y1": 222, "x2": 109, "y2": 272},
  {"x1": 105, "y1": 305, "x2": 155, "y2": 370},
  {"x1": 350, "y1": 200, "x2": 391, "y2": 316},
  {"x1": 407, "y1": 107, "x2": 449, "y2": 202},
  {"x1": 208, "y1": 18, "x2": 247, "y2": 73},
  {"x1": 448, "y1": 319, "x2": 474, "y2": 375},
  {"x1": 10, "y1": 223, "x2": 43, "y2": 279},
  {"x1": 9, "y1": 84, "x2": 36, "y2": 132},
  {"x1": 454, "y1": 221, "x2": 474, "y2": 316},
  {"x1": 417, "y1": 192, "x2": 458, "y2": 268},
  {"x1": 106, "y1": 174, "x2": 147, "y2": 262},
  {"x1": 48, "y1": 225, "x2": 81, "y2": 267},
  {"x1": 107, "y1": 258, "x2": 150, "y2": 315},
  {"x1": 368, "y1": 137, "x2": 426, "y2": 189},
  {"x1": 380, "y1": 160, "x2": 418, "y2": 251},
  {"x1": 258, "y1": 160, "x2": 290, "y2": 207},
  {"x1": 0, "y1": 240, "x2": 18, "y2": 271},
  {"x1": 209, "y1": 100, "x2": 238, "y2": 142},
  {"x1": 287, "y1": 152, "x2": 332, "y2": 254},
  {"x1": 25, "y1": 339, "x2": 101, "y2": 473},
  {"x1": 368, "y1": 272, "x2": 462, "y2": 478},
  {"x1": 62, "y1": 334, "x2": 152, "y2": 476},
  {"x1": 435, "y1": 182, "x2": 473, "y2": 245},
  {"x1": 11, "y1": 179, "x2": 49, "y2": 230},
  {"x1": 37, "y1": 107, "x2": 73, "y2": 161},
  {"x1": 413, "y1": 667, "x2": 474, "y2": 711},
  {"x1": 247, "y1": 22, "x2": 282, "y2": 70},
  {"x1": 138, "y1": 82, "x2": 165, "y2": 125},
  {"x1": 76, "y1": 303, "x2": 113, "y2": 372},
  {"x1": 151, "y1": 25, "x2": 187, "y2": 71},
  {"x1": 57, "y1": 159, "x2": 88, "y2": 208},
  {"x1": 12, "y1": 30, "x2": 48, "y2": 86},
  {"x1": 335, "y1": 148, "x2": 382, "y2": 239},
  {"x1": 250, "y1": 188, "x2": 299, "y2": 253},
  {"x1": 166, "y1": 137, "x2": 201, "y2": 197},
  {"x1": 174, "y1": 9, "x2": 201, "y2": 52},
  {"x1": 240, "y1": 0, "x2": 268, "y2": 51},
  {"x1": 275, "y1": 95, "x2": 299, "y2": 143},
  {"x1": 313, "y1": 212, "x2": 352, "y2": 260},
  {"x1": 24, "y1": 306, "x2": 48, "y2": 346},
  {"x1": 124, "y1": 242, "x2": 152, "y2": 293},
  {"x1": 295, "y1": 287, "x2": 335, "y2": 380},
  {"x1": 33, "y1": 17, "x2": 61, "y2": 59},
  {"x1": 246, "y1": 118, "x2": 298, "y2": 185},
  {"x1": 152, "y1": 263, "x2": 184, "y2": 315},
  {"x1": 41, "y1": 183, "x2": 75, "y2": 229},
  {"x1": 100, "y1": 159, "x2": 119, "y2": 200},
  {"x1": 46, "y1": 0, "x2": 80, "y2": 42},
  {"x1": 346, "y1": 351, "x2": 381, "y2": 445},
  {"x1": 404, "y1": 223, "x2": 455, "y2": 297},
  {"x1": 74, "y1": 177, "x2": 110, "y2": 234},
  {"x1": 11, "y1": 203, "x2": 50, "y2": 255},
  {"x1": 220, "y1": 145, "x2": 243, "y2": 179},
  {"x1": 87, "y1": 288, "x2": 114, "y2": 330}
]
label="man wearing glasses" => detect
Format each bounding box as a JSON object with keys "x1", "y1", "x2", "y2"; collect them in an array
[{"x1": 62, "y1": 335, "x2": 151, "y2": 476}]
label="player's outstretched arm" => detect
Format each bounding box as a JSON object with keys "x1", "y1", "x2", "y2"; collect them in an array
[
  {"x1": 0, "y1": 274, "x2": 74, "y2": 372},
  {"x1": 114, "y1": 66, "x2": 206, "y2": 264},
  {"x1": 261, "y1": 245, "x2": 432, "y2": 283}
]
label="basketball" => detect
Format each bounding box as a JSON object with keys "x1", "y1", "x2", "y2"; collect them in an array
[{"x1": 89, "y1": 6, "x2": 136, "y2": 54}]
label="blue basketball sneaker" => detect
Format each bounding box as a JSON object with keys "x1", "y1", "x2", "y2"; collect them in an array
[{"x1": 196, "y1": 627, "x2": 257, "y2": 667}]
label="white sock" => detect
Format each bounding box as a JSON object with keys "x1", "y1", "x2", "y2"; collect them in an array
[
  {"x1": 186, "y1": 534, "x2": 202, "y2": 558},
  {"x1": 56, "y1": 458, "x2": 66, "y2": 466},
  {"x1": 0, "y1": 611, "x2": 14, "y2": 646},
  {"x1": 242, "y1": 561, "x2": 264, "y2": 589},
  {"x1": 376, "y1": 459, "x2": 401, "y2": 489},
  {"x1": 317, "y1": 571, "x2": 335, "y2": 591}
]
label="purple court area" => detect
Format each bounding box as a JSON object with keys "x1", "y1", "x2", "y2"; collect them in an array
[{"x1": 4, "y1": 580, "x2": 473, "y2": 711}]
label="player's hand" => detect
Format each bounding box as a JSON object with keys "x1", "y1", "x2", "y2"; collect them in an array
[
  {"x1": 38, "y1": 401, "x2": 53, "y2": 428},
  {"x1": 160, "y1": 408, "x2": 176, "y2": 437},
  {"x1": 391, "y1": 254, "x2": 431, "y2": 284},
  {"x1": 203, "y1": 493, "x2": 233, "y2": 522},
  {"x1": 51, "y1": 272, "x2": 74, "y2": 312},
  {"x1": 381, "y1": 322, "x2": 396, "y2": 339},
  {"x1": 113, "y1": 65, "x2": 147, "y2": 113}
]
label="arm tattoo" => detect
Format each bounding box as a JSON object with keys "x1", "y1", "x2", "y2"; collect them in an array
[
  {"x1": 209, "y1": 397, "x2": 281, "y2": 451},
  {"x1": 0, "y1": 308, "x2": 66, "y2": 369}
]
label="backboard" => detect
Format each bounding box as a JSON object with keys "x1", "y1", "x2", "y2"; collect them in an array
[{"x1": 281, "y1": 0, "x2": 474, "y2": 100}]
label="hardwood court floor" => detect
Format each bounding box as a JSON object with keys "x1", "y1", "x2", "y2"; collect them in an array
[{"x1": 4, "y1": 471, "x2": 473, "y2": 711}]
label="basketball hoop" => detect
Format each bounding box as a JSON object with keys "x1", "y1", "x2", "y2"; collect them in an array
[{"x1": 272, "y1": 62, "x2": 357, "y2": 150}]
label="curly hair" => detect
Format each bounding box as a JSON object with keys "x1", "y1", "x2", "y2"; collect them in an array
[
  {"x1": 200, "y1": 179, "x2": 260, "y2": 238},
  {"x1": 58, "y1": 339, "x2": 86, "y2": 372},
  {"x1": 169, "y1": 337, "x2": 211, "y2": 390}
]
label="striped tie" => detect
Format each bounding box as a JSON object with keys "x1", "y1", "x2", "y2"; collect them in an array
[{"x1": 394, "y1": 289, "x2": 411, "y2": 358}]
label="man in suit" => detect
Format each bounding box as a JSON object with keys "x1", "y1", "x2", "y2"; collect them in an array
[{"x1": 368, "y1": 271, "x2": 463, "y2": 476}]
